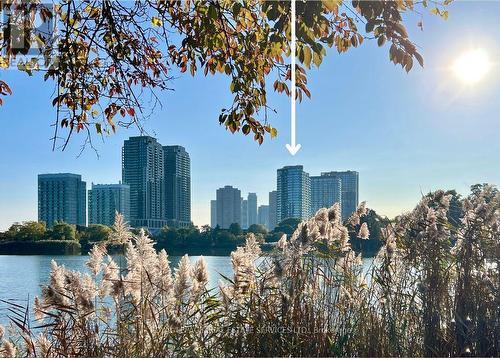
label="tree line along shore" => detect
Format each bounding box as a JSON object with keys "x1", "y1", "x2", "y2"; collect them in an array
[{"x1": 0, "y1": 209, "x2": 389, "y2": 256}]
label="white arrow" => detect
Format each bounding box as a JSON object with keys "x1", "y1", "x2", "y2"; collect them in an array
[{"x1": 285, "y1": 0, "x2": 301, "y2": 156}]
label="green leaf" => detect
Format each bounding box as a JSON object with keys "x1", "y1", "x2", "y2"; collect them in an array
[
  {"x1": 208, "y1": 4, "x2": 217, "y2": 20},
  {"x1": 266, "y1": 4, "x2": 279, "y2": 21},
  {"x1": 232, "y1": 2, "x2": 242, "y2": 18},
  {"x1": 365, "y1": 21, "x2": 375, "y2": 33}
]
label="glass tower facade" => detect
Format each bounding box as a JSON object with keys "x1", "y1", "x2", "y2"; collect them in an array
[
  {"x1": 210, "y1": 200, "x2": 217, "y2": 228},
  {"x1": 163, "y1": 145, "x2": 191, "y2": 227},
  {"x1": 241, "y1": 199, "x2": 248, "y2": 229},
  {"x1": 38, "y1": 173, "x2": 86, "y2": 228},
  {"x1": 310, "y1": 175, "x2": 342, "y2": 216},
  {"x1": 88, "y1": 183, "x2": 130, "y2": 226},
  {"x1": 268, "y1": 190, "x2": 278, "y2": 230},
  {"x1": 320, "y1": 171, "x2": 359, "y2": 222},
  {"x1": 247, "y1": 192, "x2": 257, "y2": 227},
  {"x1": 257, "y1": 205, "x2": 269, "y2": 229},
  {"x1": 276, "y1": 165, "x2": 311, "y2": 222},
  {"x1": 122, "y1": 136, "x2": 166, "y2": 229}
]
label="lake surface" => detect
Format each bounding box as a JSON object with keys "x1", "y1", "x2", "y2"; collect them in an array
[
  {"x1": 0, "y1": 255, "x2": 374, "y2": 328},
  {"x1": 0, "y1": 255, "x2": 235, "y2": 328}
]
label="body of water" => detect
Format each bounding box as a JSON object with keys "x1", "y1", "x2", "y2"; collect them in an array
[
  {"x1": 0, "y1": 254, "x2": 374, "y2": 328},
  {"x1": 0, "y1": 255, "x2": 234, "y2": 328}
]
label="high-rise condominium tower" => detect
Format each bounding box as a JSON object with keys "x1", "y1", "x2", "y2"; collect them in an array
[
  {"x1": 122, "y1": 136, "x2": 166, "y2": 229},
  {"x1": 216, "y1": 185, "x2": 242, "y2": 229},
  {"x1": 247, "y1": 192, "x2": 257, "y2": 226},
  {"x1": 258, "y1": 205, "x2": 269, "y2": 229},
  {"x1": 268, "y1": 190, "x2": 278, "y2": 230},
  {"x1": 310, "y1": 174, "x2": 342, "y2": 216},
  {"x1": 320, "y1": 171, "x2": 359, "y2": 221},
  {"x1": 38, "y1": 173, "x2": 86, "y2": 228},
  {"x1": 276, "y1": 165, "x2": 311, "y2": 222},
  {"x1": 163, "y1": 145, "x2": 191, "y2": 227},
  {"x1": 210, "y1": 200, "x2": 217, "y2": 228},
  {"x1": 241, "y1": 199, "x2": 248, "y2": 229},
  {"x1": 88, "y1": 183, "x2": 130, "y2": 226}
]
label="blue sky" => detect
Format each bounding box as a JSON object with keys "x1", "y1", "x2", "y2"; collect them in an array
[{"x1": 1, "y1": 1, "x2": 499, "y2": 230}]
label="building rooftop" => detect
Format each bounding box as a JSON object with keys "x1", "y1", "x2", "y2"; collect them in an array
[
  {"x1": 38, "y1": 173, "x2": 82, "y2": 179},
  {"x1": 278, "y1": 165, "x2": 304, "y2": 171},
  {"x1": 91, "y1": 183, "x2": 130, "y2": 189}
]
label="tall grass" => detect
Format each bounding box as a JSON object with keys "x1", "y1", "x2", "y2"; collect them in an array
[{"x1": 1, "y1": 185, "x2": 498, "y2": 357}]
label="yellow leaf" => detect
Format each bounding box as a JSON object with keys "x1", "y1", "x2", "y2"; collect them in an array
[
  {"x1": 322, "y1": 0, "x2": 341, "y2": 12},
  {"x1": 0, "y1": 57, "x2": 9, "y2": 69},
  {"x1": 151, "y1": 16, "x2": 163, "y2": 27}
]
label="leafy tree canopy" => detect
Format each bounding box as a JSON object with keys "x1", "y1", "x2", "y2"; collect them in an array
[
  {"x1": 229, "y1": 222, "x2": 243, "y2": 236},
  {"x1": 4, "y1": 221, "x2": 46, "y2": 241},
  {"x1": 79, "y1": 224, "x2": 113, "y2": 242},
  {"x1": 248, "y1": 223, "x2": 267, "y2": 235},
  {"x1": 274, "y1": 217, "x2": 301, "y2": 236},
  {"x1": 51, "y1": 221, "x2": 77, "y2": 241},
  {"x1": 0, "y1": 0, "x2": 450, "y2": 149}
]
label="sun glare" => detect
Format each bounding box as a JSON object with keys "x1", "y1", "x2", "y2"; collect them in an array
[{"x1": 452, "y1": 49, "x2": 492, "y2": 84}]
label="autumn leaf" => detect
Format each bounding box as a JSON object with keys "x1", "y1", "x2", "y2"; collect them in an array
[
  {"x1": 0, "y1": 57, "x2": 9, "y2": 69},
  {"x1": 151, "y1": 16, "x2": 163, "y2": 27}
]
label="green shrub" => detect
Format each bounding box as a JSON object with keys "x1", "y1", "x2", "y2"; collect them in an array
[{"x1": 0, "y1": 240, "x2": 81, "y2": 255}]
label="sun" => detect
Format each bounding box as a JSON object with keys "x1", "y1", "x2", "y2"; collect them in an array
[{"x1": 452, "y1": 49, "x2": 492, "y2": 84}]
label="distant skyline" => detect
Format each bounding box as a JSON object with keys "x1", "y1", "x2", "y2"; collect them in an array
[{"x1": 1, "y1": 2, "x2": 500, "y2": 230}]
